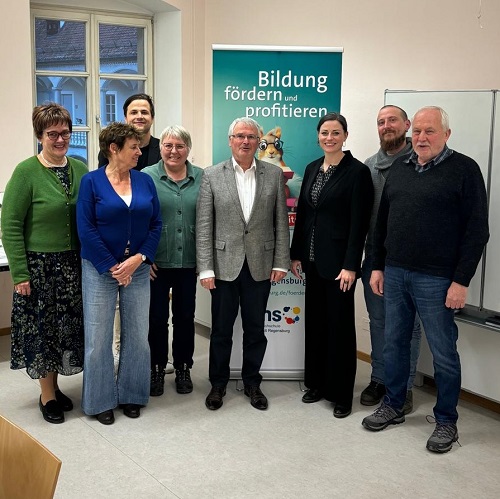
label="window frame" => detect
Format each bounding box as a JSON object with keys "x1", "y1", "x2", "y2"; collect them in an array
[{"x1": 31, "y1": 6, "x2": 153, "y2": 169}]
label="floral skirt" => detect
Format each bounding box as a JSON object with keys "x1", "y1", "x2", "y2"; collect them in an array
[{"x1": 10, "y1": 251, "x2": 84, "y2": 379}]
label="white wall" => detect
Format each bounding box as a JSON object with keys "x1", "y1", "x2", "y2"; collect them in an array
[
  {"x1": 0, "y1": 0, "x2": 33, "y2": 191},
  {"x1": 0, "y1": 0, "x2": 32, "y2": 327}
]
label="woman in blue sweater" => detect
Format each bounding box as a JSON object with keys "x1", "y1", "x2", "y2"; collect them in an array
[{"x1": 77, "y1": 122, "x2": 161, "y2": 425}]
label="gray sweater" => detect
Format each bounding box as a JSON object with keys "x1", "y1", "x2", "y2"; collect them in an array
[{"x1": 364, "y1": 139, "x2": 412, "y2": 260}]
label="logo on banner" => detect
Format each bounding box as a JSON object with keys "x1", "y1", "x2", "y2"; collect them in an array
[
  {"x1": 265, "y1": 305, "x2": 302, "y2": 334},
  {"x1": 283, "y1": 306, "x2": 301, "y2": 324}
]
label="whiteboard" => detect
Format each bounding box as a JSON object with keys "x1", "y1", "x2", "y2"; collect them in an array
[
  {"x1": 384, "y1": 90, "x2": 494, "y2": 309},
  {"x1": 483, "y1": 95, "x2": 500, "y2": 312}
]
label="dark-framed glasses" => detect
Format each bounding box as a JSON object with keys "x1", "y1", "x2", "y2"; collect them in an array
[
  {"x1": 230, "y1": 134, "x2": 259, "y2": 141},
  {"x1": 162, "y1": 143, "x2": 187, "y2": 151},
  {"x1": 258, "y1": 138, "x2": 284, "y2": 151},
  {"x1": 46, "y1": 130, "x2": 72, "y2": 141}
]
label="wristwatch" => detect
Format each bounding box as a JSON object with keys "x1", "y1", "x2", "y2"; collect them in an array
[{"x1": 140, "y1": 253, "x2": 147, "y2": 263}]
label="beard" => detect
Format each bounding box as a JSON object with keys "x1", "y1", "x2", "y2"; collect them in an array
[{"x1": 380, "y1": 130, "x2": 407, "y2": 152}]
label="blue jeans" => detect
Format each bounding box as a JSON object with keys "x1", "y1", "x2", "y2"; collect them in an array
[
  {"x1": 383, "y1": 265, "x2": 461, "y2": 424},
  {"x1": 81, "y1": 259, "x2": 151, "y2": 415},
  {"x1": 361, "y1": 261, "x2": 422, "y2": 390}
]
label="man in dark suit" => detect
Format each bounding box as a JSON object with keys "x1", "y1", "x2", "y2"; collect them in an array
[
  {"x1": 98, "y1": 93, "x2": 160, "y2": 169},
  {"x1": 196, "y1": 117, "x2": 290, "y2": 411}
]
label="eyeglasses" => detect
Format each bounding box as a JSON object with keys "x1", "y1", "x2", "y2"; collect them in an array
[
  {"x1": 46, "y1": 130, "x2": 72, "y2": 141},
  {"x1": 162, "y1": 143, "x2": 187, "y2": 151},
  {"x1": 230, "y1": 134, "x2": 259, "y2": 142},
  {"x1": 258, "y1": 138, "x2": 284, "y2": 151}
]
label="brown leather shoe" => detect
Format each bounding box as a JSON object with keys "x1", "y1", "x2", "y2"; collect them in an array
[
  {"x1": 205, "y1": 386, "x2": 226, "y2": 410},
  {"x1": 244, "y1": 385, "x2": 268, "y2": 410}
]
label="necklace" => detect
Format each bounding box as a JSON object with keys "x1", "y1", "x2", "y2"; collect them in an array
[{"x1": 40, "y1": 151, "x2": 67, "y2": 168}]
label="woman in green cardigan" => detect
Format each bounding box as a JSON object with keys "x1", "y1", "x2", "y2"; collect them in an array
[{"x1": 1, "y1": 103, "x2": 87, "y2": 424}]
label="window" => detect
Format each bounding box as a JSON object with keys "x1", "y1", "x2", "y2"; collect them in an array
[
  {"x1": 61, "y1": 92, "x2": 75, "y2": 118},
  {"x1": 105, "y1": 92, "x2": 117, "y2": 123},
  {"x1": 32, "y1": 9, "x2": 152, "y2": 168}
]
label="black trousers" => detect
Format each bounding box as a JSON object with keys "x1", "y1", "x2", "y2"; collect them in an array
[
  {"x1": 209, "y1": 260, "x2": 271, "y2": 387},
  {"x1": 148, "y1": 267, "x2": 197, "y2": 369},
  {"x1": 304, "y1": 263, "x2": 357, "y2": 406}
]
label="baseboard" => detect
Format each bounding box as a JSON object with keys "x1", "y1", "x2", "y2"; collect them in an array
[
  {"x1": 0, "y1": 327, "x2": 10, "y2": 336},
  {"x1": 356, "y1": 350, "x2": 371, "y2": 364},
  {"x1": 421, "y1": 375, "x2": 500, "y2": 415},
  {"x1": 356, "y1": 350, "x2": 500, "y2": 415}
]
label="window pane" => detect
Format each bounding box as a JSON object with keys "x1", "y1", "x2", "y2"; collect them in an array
[
  {"x1": 36, "y1": 76, "x2": 88, "y2": 126},
  {"x1": 35, "y1": 19, "x2": 86, "y2": 72},
  {"x1": 99, "y1": 24, "x2": 145, "y2": 75},
  {"x1": 68, "y1": 132, "x2": 88, "y2": 166},
  {"x1": 99, "y1": 79, "x2": 145, "y2": 126}
]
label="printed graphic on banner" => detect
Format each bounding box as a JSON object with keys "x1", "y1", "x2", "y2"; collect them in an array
[{"x1": 213, "y1": 47, "x2": 342, "y2": 180}]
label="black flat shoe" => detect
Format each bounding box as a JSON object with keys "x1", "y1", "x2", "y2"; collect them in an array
[
  {"x1": 55, "y1": 389, "x2": 73, "y2": 411},
  {"x1": 120, "y1": 404, "x2": 141, "y2": 418},
  {"x1": 302, "y1": 388, "x2": 323, "y2": 404},
  {"x1": 96, "y1": 409, "x2": 115, "y2": 425},
  {"x1": 39, "y1": 397, "x2": 64, "y2": 424},
  {"x1": 333, "y1": 404, "x2": 352, "y2": 419}
]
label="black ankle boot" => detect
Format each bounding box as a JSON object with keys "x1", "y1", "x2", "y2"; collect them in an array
[
  {"x1": 175, "y1": 363, "x2": 193, "y2": 394},
  {"x1": 150, "y1": 365, "x2": 166, "y2": 396}
]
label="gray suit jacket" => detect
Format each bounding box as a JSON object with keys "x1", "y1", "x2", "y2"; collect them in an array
[{"x1": 196, "y1": 158, "x2": 290, "y2": 282}]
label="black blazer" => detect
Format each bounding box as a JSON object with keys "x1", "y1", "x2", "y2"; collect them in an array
[
  {"x1": 290, "y1": 151, "x2": 374, "y2": 280},
  {"x1": 97, "y1": 136, "x2": 161, "y2": 170}
]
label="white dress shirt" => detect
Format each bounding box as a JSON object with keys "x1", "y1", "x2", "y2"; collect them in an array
[
  {"x1": 232, "y1": 157, "x2": 256, "y2": 222},
  {"x1": 199, "y1": 157, "x2": 287, "y2": 280}
]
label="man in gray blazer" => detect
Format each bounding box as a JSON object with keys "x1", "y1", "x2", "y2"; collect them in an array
[{"x1": 196, "y1": 117, "x2": 290, "y2": 411}]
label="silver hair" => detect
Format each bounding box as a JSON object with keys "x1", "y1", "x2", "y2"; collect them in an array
[
  {"x1": 159, "y1": 125, "x2": 192, "y2": 150},
  {"x1": 414, "y1": 106, "x2": 450, "y2": 131},
  {"x1": 227, "y1": 117, "x2": 260, "y2": 137}
]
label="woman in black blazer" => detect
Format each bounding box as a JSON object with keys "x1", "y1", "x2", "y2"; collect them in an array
[{"x1": 291, "y1": 112, "x2": 374, "y2": 418}]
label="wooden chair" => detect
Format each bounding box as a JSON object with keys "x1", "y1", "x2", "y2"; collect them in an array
[{"x1": 0, "y1": 414, "x2": 62, "y2": 499}]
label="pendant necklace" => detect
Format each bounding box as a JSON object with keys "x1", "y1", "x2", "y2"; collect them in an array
[{"x1": 40, "y1": 151, "x2": 67, "y2": 167}]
